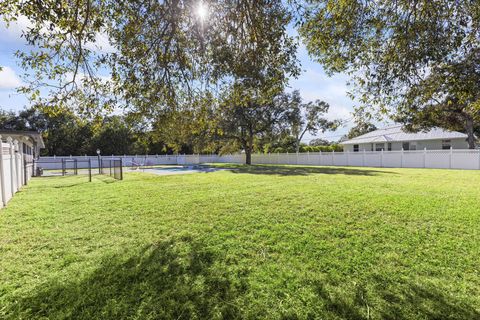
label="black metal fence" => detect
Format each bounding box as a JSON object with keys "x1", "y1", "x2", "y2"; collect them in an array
[
  {"x1": 100, "y1": 159, "x2": 123, "y2": 180},
  {"x1": 34, "y1": 157, "x2": 123, "y2": 181}
]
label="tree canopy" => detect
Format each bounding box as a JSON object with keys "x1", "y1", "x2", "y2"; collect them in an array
[
  {"x1": 1, "y1": 0, "x2": 310, "y2": 162},
  {"x1": 1, "y1": 0, "x2": 298, "y2": 114},
  {"x1": 282, "y1": 90, "x2": 340, "y2": 152},
  {"x1": 299, "y1": 0, "x2": 480, "y2": 148}
]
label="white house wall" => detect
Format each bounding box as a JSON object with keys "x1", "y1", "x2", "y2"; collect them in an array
[{"x1": 342, "y1": 138, "x2": 469, "y2": 152}]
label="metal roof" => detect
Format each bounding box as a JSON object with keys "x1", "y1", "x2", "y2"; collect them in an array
[{"x1": 341, "y1": 125, "x2": 468, "y2": 145}]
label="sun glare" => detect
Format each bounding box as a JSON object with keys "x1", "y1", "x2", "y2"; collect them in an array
[{"x1": 196, "y1": 2, "x2": 208, "y2": 21}]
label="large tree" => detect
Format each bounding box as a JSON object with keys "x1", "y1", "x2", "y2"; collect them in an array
[
  {"x1": 2, "y1": 1, "x2": 298, "y2": 114},
  {"x1": 299, "y1": 0, "x2": 480, "y2": 148},
  {"x1": 282, "y1": 90, "x2": 339, "y2": 152},
  {"x1": 2, "y1": 1, "x2": 300, "y2": 158},
  {"x1": 217, "y1": 85, "x2": 292, "y2": 165}
]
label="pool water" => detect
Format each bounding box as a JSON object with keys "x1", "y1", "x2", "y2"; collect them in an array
[{"x1": 141, "y1": 166, "x2": 226, "y2": 175}]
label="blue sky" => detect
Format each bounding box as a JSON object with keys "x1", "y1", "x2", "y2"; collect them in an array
[{"x1": 0, "y1": 17, "x2": 360, "y2": 142}]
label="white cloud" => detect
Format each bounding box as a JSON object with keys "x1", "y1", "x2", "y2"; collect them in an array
[
  {"x1": 84, "y1": 32, "x2": 116, "y2": 54},
  {"x1": 0, "y1": 67, "x2": 23, "y2": 89},
  {"x1": 0, "y1": 15, "x2": 34, "y2": 45},
  {"x1": 1, "y1": 15, "x2": 115, "y2": 54}
]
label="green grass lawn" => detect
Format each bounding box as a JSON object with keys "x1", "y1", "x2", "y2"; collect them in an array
[{"x1": 1, "y1": 165, "x2": 480, "y2": 319}]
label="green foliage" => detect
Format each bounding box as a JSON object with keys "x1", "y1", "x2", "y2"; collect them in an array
[
  {"x1": 299, "y1": 144, "x2": 343, "y2": 153},
  {"x1": 309, "y1": 138, "x2": 330, "y2": 146},
  {"x1": 263, "y1": 135, "x2": 342, "y2": 153},
  {"x1": 217, "y1": 85, "x2": 297, "y2": 164},
  {"x1": 2, "y1": 1, "x2": 299, "y2": 115},
  {"x1": 2, "y1": 0, "x2": 300, "y2": 161},
  {"x1": 1, "y1": 167, "x2": 480, "y2": 318},
  {"x1": 281, "y1": 90, "x2": 341, "y2": 152},
  {"x1": 346, "y1": 121, "x2": 378, "y2": 140},
  {"x1": 0, "y1": 108, "x2": 176, "y2": 155},
  {"x1": 0, "y1": 110, "x2": 30, "y2": 130},
  {"x1": 299, "y1": 0, "x2": 480, "y2": 147}
]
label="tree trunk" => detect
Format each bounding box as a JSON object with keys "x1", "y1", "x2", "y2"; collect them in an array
[
  {"x1": 295, "y1": 139, "x2": 300, "y2": 153},
  {"x1": 465, "y1": 117, "x2": 476, "y2": 149},
  {"x1": 296, "y1": 129, "x2": 308, "y2": 153},
  {"x1": 245, "y1": 147, "x2": 252, "y2": 165},
  {"x1": 245, "y1": 129, "x2": 254, "y2": 165}
]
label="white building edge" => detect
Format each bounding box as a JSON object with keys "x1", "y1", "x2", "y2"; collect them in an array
[
  {"x1": 0, "y1": 130, "x2": 45, "y2": 207},
  {"x1": 340, "y1": 125, "x2": 470, "y2": 152}
]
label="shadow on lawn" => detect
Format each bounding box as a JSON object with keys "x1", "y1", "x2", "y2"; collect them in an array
[
  {"x1": 228, "y1": 165, "x2": 397, "y2": 176},
  {"x1": 5, "y1": 236, "x2": 248, "y2": 320},
  {"x1": 5, "y1": 237, "x2": 478, "y2": 319},
  {"x1": 311, "y1": 275, "x2": 480, "y2": 320}
]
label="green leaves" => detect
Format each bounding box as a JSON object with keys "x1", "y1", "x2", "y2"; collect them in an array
[{"x1": 299, "y1": 0, "x2": 480, "y2": 147}]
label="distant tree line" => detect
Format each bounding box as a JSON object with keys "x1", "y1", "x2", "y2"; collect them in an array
[
  {"x1": 0, "y1": 108, "x2": 173, "y2": 156},
  {"x1": 0, "y1": 100, "x2": 342, "y2": 156}
]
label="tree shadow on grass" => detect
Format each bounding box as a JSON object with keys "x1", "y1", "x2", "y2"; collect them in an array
[
  {"x1": 310, "y1": 275, "x2": 480, "y2": 320},
  {"x1": 4, "y1": 236, "x2": 478, "y2": 320},
  {"x1": 374, "y1": 275, "x2": 480, "y2": 320},
  {"x1": 52, "y1": 181, "x2": 91, "y2": 188},
  {"x1": 4, "y1": 236, "x2": 248, "y2": 320},
  {"x1": 226, "y1": 165, "x2": 397, "y2": 176}
]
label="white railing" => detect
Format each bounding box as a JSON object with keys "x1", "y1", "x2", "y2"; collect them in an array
[
  {"x1": 39, "y1": 149, "x2": 480, "y2": 171},
  {"x1": 0, "y1": 136, "x2": 32, "y2": 207}
]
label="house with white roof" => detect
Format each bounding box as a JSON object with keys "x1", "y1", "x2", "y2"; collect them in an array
[{"x1": 341, "y1": 125, "x2": 469, "y2": 152}]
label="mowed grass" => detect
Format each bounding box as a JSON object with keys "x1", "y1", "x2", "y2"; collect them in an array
[{"x1": 1, "y1": 165, "x2": 480, "y2": 319}]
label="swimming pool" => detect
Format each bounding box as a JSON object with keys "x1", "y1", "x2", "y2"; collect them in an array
[{"x1": 141, "y1": 166, "x2": 226, "y2": 175}]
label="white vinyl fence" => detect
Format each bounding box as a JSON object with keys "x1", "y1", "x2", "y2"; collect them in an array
[
  {"x1": 39, "y1": 149, "x2": 480, "y2": 171},
  {"x1": 0, "y1": 136, "x2": 33, "y2": 207}
]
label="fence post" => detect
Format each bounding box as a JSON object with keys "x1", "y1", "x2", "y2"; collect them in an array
[
  {"x1": 423, "y1": 148, "x2": 427, "y2": 168},
  {"x1": 401, "y1": 148, "x2": 404, "y2": 168},
  {"x1": 88, "y1": 158, "x2": 92, "y2": 182},
  {"x1": 332, "y1": 150, "x2": 335, "y2": 166},
  {"x1": 0, "y1": 136, "x2": 5, "y2": 207},
  {"x1": 307, "y1": 151, "x2": 310, "y2": 165},
  {"x1": 381, "y1": 149, "x2": 384, "y2": 167},
  {"x1": 319, "y1": 150, "x2": 322, "y2": 166},
  {"x1": 296, "y1": 152, "x2": 299, "y2": 165},
  {"x1": 23, "y1": 156, "x2": 27, "y2": 186},
  {"x1": 362, "y1": 149, "x2": 366, "y2": 167},
  {"x1": 14, "y1": 140, "x2": 22, "y2": 187},
  {"x1": 8, "y1": 138, "x2": 17, "y2": 193},
  {"x1": 346, "y1": 150, "x2": 349, "y2": 166},
  {"x1": 449, "y1": 146, "x2": 453, "y2": 169},
  {"x1": 120, "y1": 158, "x2": 123, "y2": 180},
  {"x1": 12, "y1": 140, "x2": 18, "y2": 191},
  {"x1": 478, "y1": 149, "x2": 480, "y2": 170}
]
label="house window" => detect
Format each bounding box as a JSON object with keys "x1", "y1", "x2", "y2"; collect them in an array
[
  {"x1": 410, "y1": 142, "x2": 417, "y2": 151},
  {"x1": 22, "y1": 144, "x2": 32, "y2": 155},
  {"x1": 402, "y1": 142, "x2": 410, "y2": 151},
  {"x1": 375, "y1": 143, "x2": 385, "y2": 151},
  {"x1": 442, "y1": 140, "x2": 451, "y2": 150},
  {"x1": 353, "y1": 144, "x2": 359, "y2": 152},
  {"x1": 388, "y1": 143, "x2": 392, "y2": 151}
]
